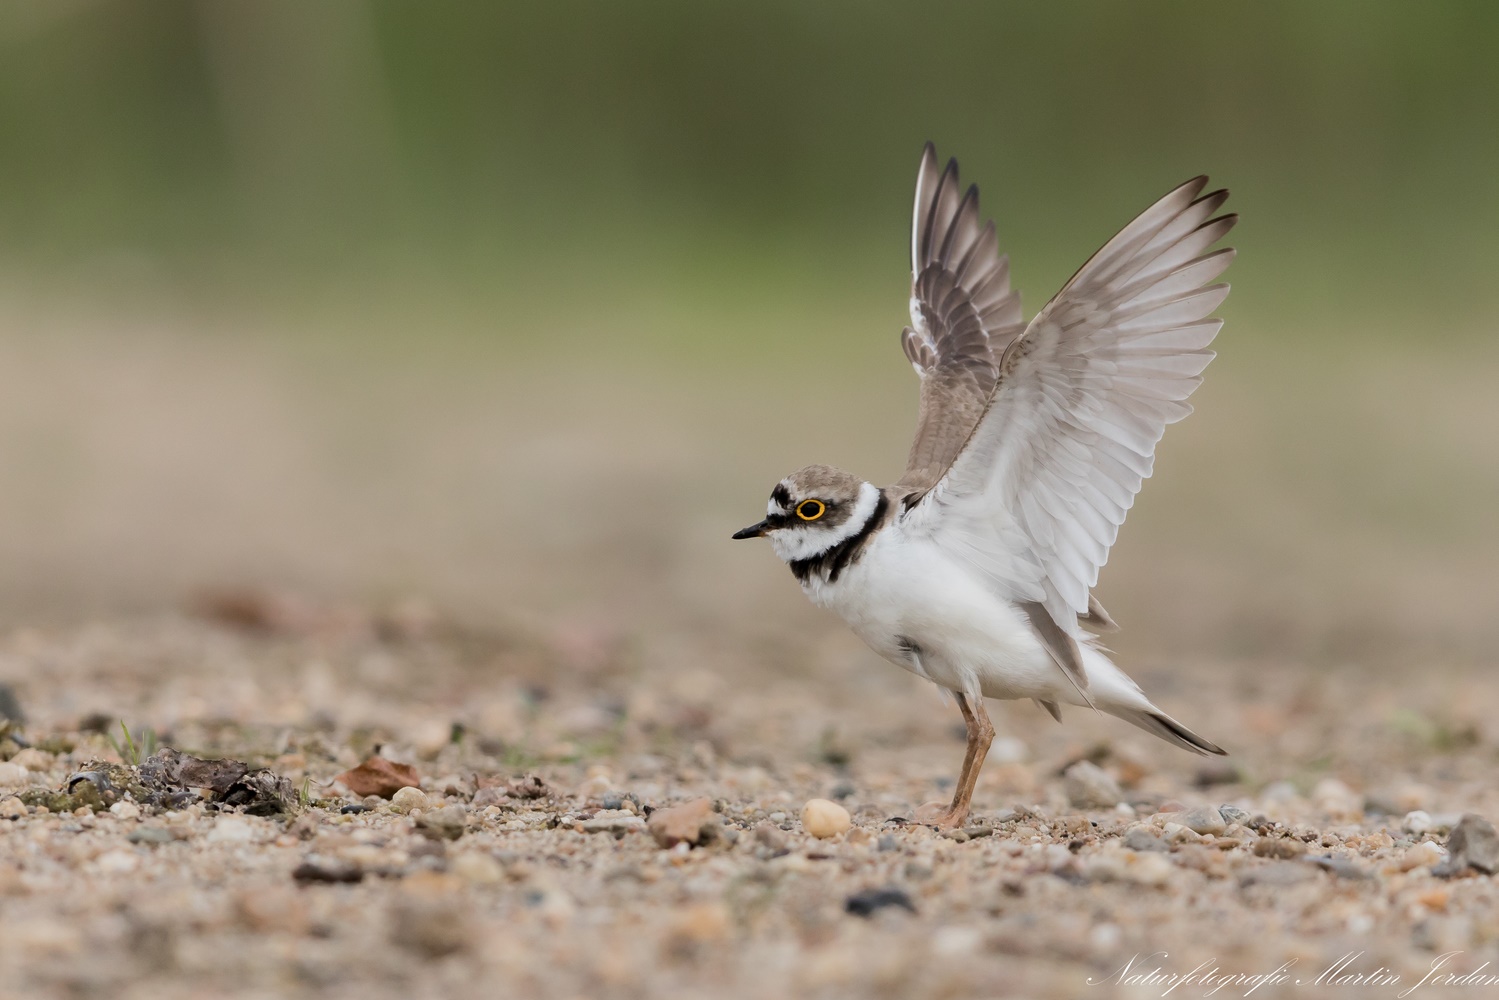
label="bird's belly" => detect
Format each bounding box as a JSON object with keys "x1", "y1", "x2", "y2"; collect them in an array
[{"x1": 804, "y1": 534, "x2": 1057, "y2": 700}]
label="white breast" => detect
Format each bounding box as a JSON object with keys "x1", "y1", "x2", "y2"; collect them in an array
[{"x1": 802, "y1": 520, "x2": 1061, "y2": 702}]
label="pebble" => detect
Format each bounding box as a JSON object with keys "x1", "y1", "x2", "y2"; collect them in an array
[
  {"x1": 108, "y1": 800, "x2": 141, "y2": 820},
  {"x1": 95, "y1": 848, "x2": 139, "y2": 873},
  {"x1": 578, "y1": 813, "x2": 646, "y2": 835},
  {"x1": 0, "y1": 763, "x2": 27, "y2": 788},
  {"x1": 1122, "y1": 827, "x2": 1169, "y2": 853},
  {"x1": 647, "y1": 798, "x2": 716, "y2": 848},
  {"x1": 1434, "y1": 814, "x2": 1499, "y2": 877},
  {"x1": 1306, "y1": 856, "x2": 1374, "y2": 880},
  {"x1": 1253, "y1": 836, "x2": 1308, "y2": 859},
  {"x1": 801, "y1": 798, "x2": 851, "y2": 839},
  {"x1": 127, "y1": 827, "x2": 175, "y2": 845},
  {"x1": 0, "y1": 796, "x2": 24, "y2": 818},
  {"x1": 7, "y1": 748, "x2": 51, "y2": 770},
  {"x1": 450, "y1": 851, "x2": 505, "y2": 884},
  {"x1": 1062, "y1": 761, "x2": 1123, "y2": 809},
  {"x1": 391, "y1": 786, "x2": 429, "y2": 814},
  {"x1": 1399, "y1": 840, "x2": 1446, "y2": 872},
  {"x1": 844, "y1": 886, "x2": 916, "y2": 916},
  {"x1": 1163, "y1": 822, "x2": 1207, "y2": 845},
  {"x1": 753, "y1": 821, "x2": 788, "y2": 852},
  {"x1": 416, "y1": 804, "x2": 468, "y2": 840},
  {"x1": 1178, "y1": 806, "x2": 1227, "y2": 836},
  {"x1": 1085, "y1": 849, "x2": 1174, "y2": 886},
  {"x1": 1403, "y1": 810, "x2": 1435, "y2": 835},
  {"x1": 1218, "y1": 805, "x2": 1252, "y2": 827},
  {"x1": 207, "y1": 816, "x2": 257, "y2": 843}
]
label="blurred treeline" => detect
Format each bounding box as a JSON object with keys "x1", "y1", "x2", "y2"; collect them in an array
[{"x1": 0, "y1": 1, "x2": 1495, "y2": 343}]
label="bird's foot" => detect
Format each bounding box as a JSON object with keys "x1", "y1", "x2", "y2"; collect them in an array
[{"x1": 913, "y1": 800, "x2": 968, "y2": 829}]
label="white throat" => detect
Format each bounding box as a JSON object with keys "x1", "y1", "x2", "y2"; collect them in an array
[{"x1": 768, "y1": 481, "x2": 881, "y2": 564}]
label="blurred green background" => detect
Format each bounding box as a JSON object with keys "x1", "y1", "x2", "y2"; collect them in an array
[{"x1": 0, "y1": 1, "x2": 1494, "y2": 670}]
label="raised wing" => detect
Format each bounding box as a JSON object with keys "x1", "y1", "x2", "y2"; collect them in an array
[
  {"x1": 908, "y1": 176, "x2": 1236, "y2": 691},
  {"x1": 897, "y1": 143, "x2": 1025, "y2": 493}
]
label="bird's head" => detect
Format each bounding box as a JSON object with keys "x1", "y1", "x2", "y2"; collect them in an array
[{"x1": 733, "y1": 465, "x2": 880, "y2": 563}]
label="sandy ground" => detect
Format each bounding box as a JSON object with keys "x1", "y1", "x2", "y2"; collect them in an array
[{"x1": 0, "y1": 308, "x2": 1497, "y2": 999}]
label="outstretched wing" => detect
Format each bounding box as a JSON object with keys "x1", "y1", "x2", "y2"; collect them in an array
[
  {"x1": 897, "y1": 143, "x2": 1025, "y2": 493},
  {"x1": 907, "y1": 176, "x2": 1236, "y2": 692}
]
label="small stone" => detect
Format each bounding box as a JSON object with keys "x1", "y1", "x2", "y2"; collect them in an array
[
  {"x1": 391, "y1": 786, "x2": 429, "y2": 814},
  {"x1": 578, "y1": 813, "x2": 646, "y2": 835},
  {"x1": 95, "y1": 848, "x2": 139, "y2": 873},
  {"x1": 1399, "y1": 841, "x2": 1446, "y2": 872},
  {"x1": 293, "y1": 857, "x2": 365, "y2": 884},
  {"x1": 801, "y1": 798, "x2": 852, "y2": 839},
  {"x1": 0, "y1": 763, "x2": 27, "y2": 788},
  {"x1": 1063, "y1": 761, "x2": 1123, "y2": 809},
  {"x1": 1117, "y1": 851, "x2": 1174, "y2": 886},
  {"x1": 8, "y1": 748, "x2": 51, "y2": 770},
  {"x1": 754, "y1": 821, "x2": 788, "y2": 852},
  {"x1": 1163, "y1": 822, "x2": 1207, "y2": 845},
  {"x1": 877, "y1": 835, "x2": 900, "y2": 852},
  {"x1": 1403, "y1": 810, "x2": 1435, "y2": 835},
  {"x1": 207, "y1": 815, "x2": 257, "y2": 843},
  {"x1": 450, "y1": 851, "x2": 505, "y2": 884},
  {"x1": 1253, "y1": 836, "x2": 1307, "y2": 859},
  {"x1": 661, "y1": 903, "x2": 731, "y2": 958},
  {"x1": 108, "y1": 800, "x2": 141, "y2": 820},
  {"x1": 1307, "y1": 856, "x2": 1374, "y2": 880},
  {"x1": 1179, "y1": 806, "x2": 1227, "y2": 837},
  {"x1": 415, "y1": 804, "x2": 468, "y2": 840},
  {"x1": 234, "y1": 887, "x2": 309, "y2": 934},
  {"x1": 1123, "y1": 827, "x2": 1169, "y2": 853},
  {"x1": 505, "y1": 775, "x2": 550, "y2": 799},
  {"x1": 1434, "y1": 814, "x2": 1499, "y2": 877},
  {"x1": 844, "y1": 886, "x2": 916, "y2": 917},
  {"x1": 1218, "y1": 805, "x2": 1252, "y2": 827},
  {"x1": 128, "y1": 826, "x2": 175, "y2": 845},
  {"x1": 0, "y1": 796, "x2": 24, "y2": 818},
  {"x1": 647, "y1": 798, "x2": 715, "y2": 848}
]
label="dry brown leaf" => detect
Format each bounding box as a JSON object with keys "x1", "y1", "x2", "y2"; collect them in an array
[{"x1": 335, "y1": 756, "x2": 420, "y2": 798}]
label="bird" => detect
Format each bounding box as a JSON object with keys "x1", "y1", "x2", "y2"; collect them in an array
[{"x1": 732, "y1": 143, "x2": 1233, "y2": 828}]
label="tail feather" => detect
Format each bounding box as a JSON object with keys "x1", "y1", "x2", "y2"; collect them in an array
[{"x1": 1106, "y1": 705, "x2": 1226, "y2": 756}]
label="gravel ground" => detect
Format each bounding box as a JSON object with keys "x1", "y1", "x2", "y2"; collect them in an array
[{"x1": 3, "y1": 603, "x2": 1499, "y2": 1000}]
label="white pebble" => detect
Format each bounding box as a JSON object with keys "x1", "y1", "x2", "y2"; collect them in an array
[
  {"x1": 95, "y1": 848, "x2": 138, "y2": 873},
  {"x1": 450, "y1": 851, "x2": 504, "y2": 884},
  {"x1": 801, "y1": 798, "x2": 851, "y2": 839},
  {"x1": 109, "y1": 800, "x2": 141, "y2": 820},
  {"x1": 207, "y1": 815, "x2": 256, "y2": 843},
  {"x1": 1400, "y1": 840, "x2": 1446, "y2": 871},
  {"x1": 391, "y1": 786, "x2": 428, "y2": 814},
  {"x1": 0, "y1": 763, "x2": 28, "y2": 788},
  {"x1": 1403, "y1": 810, "x2": 1434, "y2": 835}
]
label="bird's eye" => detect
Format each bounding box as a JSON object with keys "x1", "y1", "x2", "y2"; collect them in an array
[{"x1": 796, "y1": 499, "x2": 826, "y2": 521}]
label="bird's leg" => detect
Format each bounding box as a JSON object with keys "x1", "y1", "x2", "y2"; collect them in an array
[{"x1": 914, "y1": 693, "x2": 995, "y2": 828}]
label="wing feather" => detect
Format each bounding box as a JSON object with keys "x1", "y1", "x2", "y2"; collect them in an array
[
  {"x1": 898, "y1": 143, "x2": 1025, "y2": 493},
  {"x1": 906, "y1": 178, "x2": 1237, "y2": 691}
]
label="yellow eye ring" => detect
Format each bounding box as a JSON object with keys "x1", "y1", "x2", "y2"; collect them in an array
[{"x1": 796, "y1": 499, "x2": 826, "y2": 521}]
